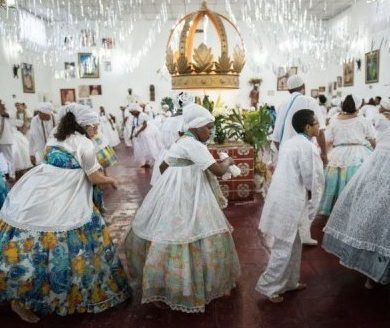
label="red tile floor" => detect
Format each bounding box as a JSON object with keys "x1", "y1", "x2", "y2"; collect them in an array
[{"x1": 2, "y1": 143, "x2": 390, "y2": 328}]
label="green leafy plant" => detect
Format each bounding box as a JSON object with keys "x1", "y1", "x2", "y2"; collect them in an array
[
  {"x1": 213, "y1": 116, "x2": 227, "y2": 144},
  {"x1": 223, "y1": 106, "x2": 273, "y2": 156},
  {"x1": 161, "y1": 97, "x2": 174, "y2": 113}
]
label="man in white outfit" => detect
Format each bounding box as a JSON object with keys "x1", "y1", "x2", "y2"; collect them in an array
[
  {"x1": 29, "y1": 102, "x2": 56, "y2": 165},
  {"x1": 0, "y1": 100, "x2": 16, "y2": 180},
  {"x1": 272, "y1": 75, "x2": 327, "y2": 245}
]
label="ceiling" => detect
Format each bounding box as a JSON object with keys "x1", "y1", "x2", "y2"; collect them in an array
[{"x1": 15, "y1": 0, "x2": 357, "y2": 23}]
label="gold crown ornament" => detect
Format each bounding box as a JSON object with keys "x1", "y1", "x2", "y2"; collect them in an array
[{"x1": 166, "y1": 1, "x2": 245, "y2": 90}]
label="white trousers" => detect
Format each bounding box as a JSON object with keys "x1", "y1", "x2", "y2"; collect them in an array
[
  {"x1": 256, "y1": 232, "x2": 302, "y2": 298},
  {"x1": 0, "y1": 144, "x2": 15, "y2": 178},
  {"x1": 299, "y1": 214, "x2": 314, "y2": 243}
]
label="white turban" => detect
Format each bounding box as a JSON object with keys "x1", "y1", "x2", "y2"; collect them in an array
[
  {"x1": 287, "y1": 75, "x2": 304, "y2": 90},
  {"x1": 182, "y1": 103, "x2": 215, "y2": 131},
  {"x1": 37, "y1": 102, "x2": 54, "y2": 114},
  {"x1": 128, "y1": 103, "x2": 141, "y2": 113},
  {"x1": 380, "y1": 98, "x2": 390, "y2": 111},
  {"x1": 60, "y1": 103, "x2": 99, "y2": 126},
  {"x1": 175, "y1": 91, "x2": 194, "y2": 109},
  {"x1": 162, "y1": 104, "x2": 169, "y2": 110},
  {"x1": 352, "y1": 95, "x2": 363, "y2": 110}
]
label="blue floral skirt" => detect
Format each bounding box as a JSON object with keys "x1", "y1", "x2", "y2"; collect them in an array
[
  {"x1": 319, "y1": 165, "x2": 361, "y2": 216},
  {"x1": 0, "y1": 209, "x2": 130, "y2": 316}
]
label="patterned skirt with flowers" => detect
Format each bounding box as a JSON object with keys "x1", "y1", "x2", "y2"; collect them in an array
[
  {"x1": 125, "y1": 230, "x2": 240, "y2": 313},
  {"x1": 0, "y1": 146, "x2": 130, "y2": 315}
]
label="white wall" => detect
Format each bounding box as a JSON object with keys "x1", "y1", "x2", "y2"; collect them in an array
[{"x1": 324, "y1": 1, "x2": 390, "y2": 100}]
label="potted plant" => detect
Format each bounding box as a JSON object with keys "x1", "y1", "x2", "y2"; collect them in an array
[{"x1": 223, "y1": 105, "x2": 273, "y2": 194}]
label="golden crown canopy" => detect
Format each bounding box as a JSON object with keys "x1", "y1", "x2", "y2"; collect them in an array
[{"x1": 166, "y1": 1, "x2": 245, "y2": 90}]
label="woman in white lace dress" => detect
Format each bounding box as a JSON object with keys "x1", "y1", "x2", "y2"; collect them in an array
[
  {"x1": 124, "y1": 102, "x2": 240, "y2": 313},
  {"x1": 124, "y1": 104, "x2": 163, "y2": 167},
  {"x1": 319, "y1": 95, "x2": 375, "y2": 216},
  {"x1": 323, "y1": 109, "x2": 390, "y2": 289}
]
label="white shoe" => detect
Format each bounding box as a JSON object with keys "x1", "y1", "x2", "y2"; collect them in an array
[{"x1": 302, "y1": 238, "x2": 318, "y2": 246}]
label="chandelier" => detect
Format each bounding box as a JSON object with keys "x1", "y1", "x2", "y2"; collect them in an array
[{"x1": 165, "y1": 1, "x2": 245, "y2": 90}]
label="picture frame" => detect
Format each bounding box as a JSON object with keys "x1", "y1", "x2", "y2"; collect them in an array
[
  {"x1": 311, "y1": 89, "x2": 319, "y2": 98},
  {"x1": 277, "y1": 66, "x2": 298, "y2": 91},
  {"x1": 337, "y1": 76, "x2": 342, "y2": 88},
  {"x1": 102, "y1": 37, "x2": 115, "y2": 49},
  {"x1": 78, "y1": 85, "x2": 90, "y2": 98},
  {"x1": 60, "y1": 88, "x2": 76, "y2": 105},
  {"x1": 365, "y1": 49, "x2": 380, "y2": 84},
  {"x1": 104, "y1": 61, "x2": 112, "y2": 72},
  {"x1": 343, "y1": 62, "x2": 354, "y2": 87},
  {"x1": 318, "y1": 86, "x2": 326, "y2": 93},
  {"x1": 78, "y1": 52, "x2": 99, "y2": 78},
  {"x1": 64, "y1": 62, "x2": 76, "y2": 79},
  {"x1": 21, "y1": 63, "x2": 35, "y2": 93},
  {"x1": 78, "y1": 98, "x2": 93, "y2": 108},
  {"x1": 89, "y1": 85, "x2": 102, "y2": 95}
]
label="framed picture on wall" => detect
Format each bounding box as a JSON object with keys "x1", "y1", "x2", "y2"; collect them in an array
[
  {"x1": 276, "y1": 66, "x2": 298, "y2": 91},
  {"x1": 78, "y1": 98, "x2": 93, "y2": 108},
  {"x1": 102, "y1": 37, "x2": 115, "y2": 49},
  {"x1": 337, "y1": 76, "x2": 342, "y2": 88},
  {"x1": 89, "y1": 85, "x2": 102, "y2": 95},
  {"x1": 343, "y1": 62, "x2": 354, "y2": 87},
  {"x1": 365, "y1": 49, "x2": 380, "y2": 84},
  {"x1": 21, "y1": 63, "x2": 35, "y2": 93},
  {"x1": 311, "y1": 89, "x2": 319, "y2": 98},
  {"x1": 60, "y1": 88, "x2": 76, "y2": 105},
  {"x1": 78, "y1": 52, "x2": 99, "y2": 78},
  {"x1": 78, "y1": 85, "x2": 90, "y2": 98},
  {"x1": 318, "y1": 86, "x2": 326, "y2": 93},
  {"x1": 64, "y1": 62, "x2": 76, "y2": 79}
]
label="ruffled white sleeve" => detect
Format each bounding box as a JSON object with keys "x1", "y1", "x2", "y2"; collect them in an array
[
  {"x1": 79, "y1": 139, "x2": 101, "y2": 175},
  {"x1": 184, "y1": 138, "x2": 216, "y2": 171}
]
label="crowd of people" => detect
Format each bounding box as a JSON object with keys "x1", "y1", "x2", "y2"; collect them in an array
[{"x1": 0, "y1": 80, "x2": 389, "y2": 322}]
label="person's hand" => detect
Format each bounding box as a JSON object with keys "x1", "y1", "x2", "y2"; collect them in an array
[
  {"x1": 30, "y1": 156, "x2": 36, "y2": 166},
  {"x1": 226, "y1": 157, "x2": 235, "y2": 166},
  {"x1": 110, "y1": 179, "x2": 118, "y2": 190}
]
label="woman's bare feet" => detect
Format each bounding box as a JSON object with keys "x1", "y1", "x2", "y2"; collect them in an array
[
  {"x1": 268, "y1": 295, "x2": 284, "y2": 303},
  {"x1": 11, "y1": 301, "x2": 40, "y2": 323}
]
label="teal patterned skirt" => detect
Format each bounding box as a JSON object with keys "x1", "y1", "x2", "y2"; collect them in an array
[
  {"x1": 0, "y1": 175, "x2": 8, "y2": 210},
  {"x1": 125, "y1": 230, "x2": 240, "y2": 313},
  {"x1": 319, "y1": 165, "x2": 361, "y2": 216},
  {"x1": 0, "y1": 146, "x2": 130, "y2": 315}
]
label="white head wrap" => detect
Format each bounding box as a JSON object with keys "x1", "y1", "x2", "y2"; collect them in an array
[
  {"x1": 182, "y1": 103, "x2": 215, "y2": 131},
  {"x1": 59, "y1": 103, "x2": 99, "y2": 126},
  {"x1": 128, "y1": 103, "x2": 141, "y2": 113},
  {"x1": 175, "y1": 92, "x2": 195, "y2": 109},
  {"x1": 380, "y1": 99, "x2": 390, "y2": 111},
  {"x1": 352, "y1": 95, "x2": 363, "y2": 110},
  {"x1": 37, "y1": 102, "x2": 54, "y2": 114},
  {"x1": 162, "y1": 104, "x2": 169, "y2": 110},
  {"x1": 287, "y1": 75, "x2": 304, "y2": 90}
]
